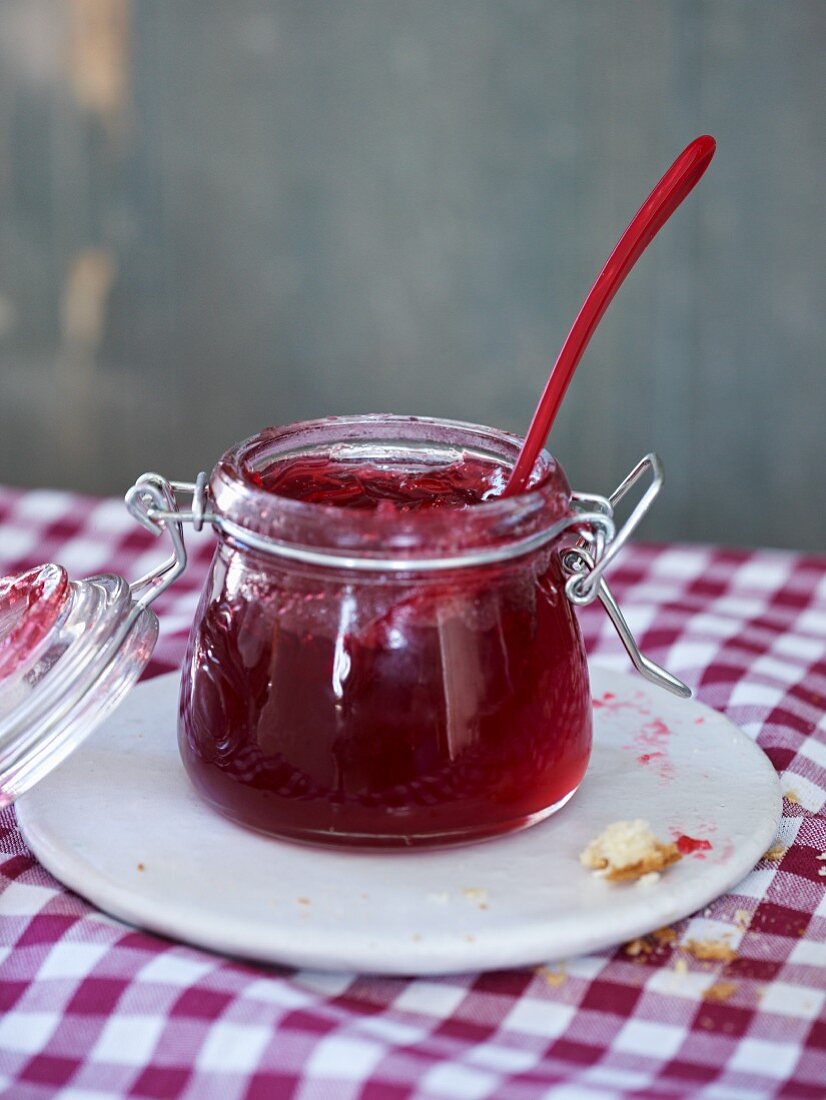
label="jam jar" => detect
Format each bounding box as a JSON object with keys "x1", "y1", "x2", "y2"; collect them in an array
[
  {"x1": 177, "y1": 415, "x2": 603, "y2": 848},
  {"x1": 0, "y1": 417, "x2": 687, "y2": 834}
]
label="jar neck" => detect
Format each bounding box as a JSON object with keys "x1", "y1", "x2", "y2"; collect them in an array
[{"x1": 209, "y1": 415, "x2": 572, "y2": 566}]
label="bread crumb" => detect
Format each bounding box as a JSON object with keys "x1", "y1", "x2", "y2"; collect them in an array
[
  {"x1": 461, "y1": 888, "x2": 489, "y2": 905},
  {"x1": 136, "y1": 863, "x2": 145, "y2": 872},
  {"x1": 653, "y1": 926, "x2": 678, "y2": 945},
  {"x1": 734, "y1": 909, "x2": 751, "y2": 930},
  {"x1": 624, "y1": 927, "x2": 676, "y2": 958},
  {"x1": 463, "y1": 934, "x2": 476, "y2": 943},
  {"x1": 703, "y1": 981, "x2": 737, "y2": 1002},
  {"x1": 296, "y1": 897, "x2": 311, "y2": 906},
  {"x1": 536, "y1": 965, "x2": 566, "y2": 987},
  {"x1": 683, "y1": 938, "x2": 737, "y2": 963},
  {"x1": 580, "y1": 820, "x2": 681, "y2": 882},
  {"x1": 762, "y1": 843, "x2": 787, "y2": 861},
  {"x1": 625, "y1": 938, "x2": 652, "y2": 957},
  {"x1": 784, "y1": 790, "x2": 801, "y2": 805},
  {"x1": 411, "y1": 933, "x2": 422, "y2": 942},
  {"x1": 674, "y1": 958, "x2": 688, "y2": 976}
]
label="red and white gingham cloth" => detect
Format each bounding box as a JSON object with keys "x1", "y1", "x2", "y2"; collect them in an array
[{"x1": 0, "y1": 483, "x2": 824, "y2": 1100}]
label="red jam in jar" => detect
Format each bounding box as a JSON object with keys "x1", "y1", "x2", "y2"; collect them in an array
[{"x1": 178, "y1": 416, "x2": 592, "y2": 847}]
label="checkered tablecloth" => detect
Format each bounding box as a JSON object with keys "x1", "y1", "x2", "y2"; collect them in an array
[{"x1": 0, "y1": 483, "x2": 824, "y2": 1100}]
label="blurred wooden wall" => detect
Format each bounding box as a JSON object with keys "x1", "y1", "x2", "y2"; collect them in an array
[{"x1": 0, "y1": 0, "x2": 824, "y2": 549}]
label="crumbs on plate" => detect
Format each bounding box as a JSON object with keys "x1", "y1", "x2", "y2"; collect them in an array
[{"x1": 580, "y1": 819, "x2": 681, "y2": 882}]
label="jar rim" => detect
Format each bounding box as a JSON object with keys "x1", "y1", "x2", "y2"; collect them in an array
[{"x1": 208, "y1": 414, "x2": 574, "y2": 565}]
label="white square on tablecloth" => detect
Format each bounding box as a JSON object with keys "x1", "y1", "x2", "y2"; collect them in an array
[
  {"x1": 421, "y1": 1062, "x2": 498, "y2": 1100},
  {"x1": 13, "y1": 490, "x2": 77, "y2": 523},
  {"x1": 728, "y1": 1037, "x2": 801, "y2": 1078},
  {"x1": 649, "y1": 547, "x2": 712, "y2": 579},
  {"x1": 47, "y1": 1089, "x2": 120, "y2": 1100},
  {"x1": 137, "y1": 953, "x2": 216, "y2": 987},
  {"x1": 613, "y1": 1018, "x2": 685, "y2": 1059},
  {"x1": 91, "y1": 1014, "x2": 166, "y2": 1065},
  {"x1": 37, "y1": 941, "x2": 111, "y2": 981},
  {"x1": 727, "y1": 680, "x2": 786, "y2": 710},
  {"x1": 89, "y1": 497, "x2": 137, "y2": 534},
  {"x1": 645, "y1": 967, "x2": 713, "y2": 1001},
  {"x1": 0, "y1": 881, "x2": 59, "y2": 916},
  {"x1": 789, "y1": 938, "x2": 826, "y2": 967},
  {"x1": 711, "y1": 595, "x2": 767, "y2": 620},
  {"x1": 357, "y1": 1015, "x2": 425, "y2": 1046},
  {"x1": 702, "y1": 1086, "x2": 772, "y2": 1100},
  {"x1": 758, "y1": 981, "x2": 826, "y2": 1020},
  {"x1": 0, "y1": 528, "x2": 38, "y2": 562},
  {"x1": 544, "y1": 1084, "x2": 623, "y2": 1100},
  {"x1": 728, "y1": 867, "x2": 776, "y2": 900},
  {"x1": 562, "y1": 956, "x2": 607, "y2": 981},
  {"x1": 57, "y1": 537, "x2": 116, "y2": 575},
  {"x1": 795, "y1": 608, "x2": 826, "y2": 638},
  {"x1": 393, "y1": 980, "x2": 467, "y2": 1018},
  {"x1": 0, "y1": 1011, "x2": 58, "y2": 1053},
  {"x1": 732, "y1": 557, "x2": 793, "y2": 592},
  {"x1": 685, "y1": 613, "x2": 746, "y2": 640},
  {"x1": 197, "y1": 1021, "x2": 272, "y2": 1072},
  {"x1": 798, "y1": 733, "x2": 826, "y2": 769},
  {"x1": 660, "y1": 641, "x2": 718, "y2": 671},
  {"x1": 464, "y1": 1043, "x2": 537, "y2": 1073},
  {"x1": 502, "y1": 997, "x2": 575, "y2": 1037},
  {"x1": 772, "y1": 632, "x2": 826, "y2": 663},
  {"x1": 306, "y1": 1035, "x2": 384, "y2": 1079},
  {"x1": 580, "y1": 1065, "x2": 653, "y2": 1091},
  {"x1": 779, "y1": 774, "x2": 823, "y2": 812},
  {"x1": 242, "y1": 978, "x2": 313, "y2": 1010},
  {"x1": 752, "y1": 653, "x2": 814, "y2": 687}
]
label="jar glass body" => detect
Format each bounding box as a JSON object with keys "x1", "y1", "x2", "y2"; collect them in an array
[{"x1": 177, "y1": 416, "x2": 592, "y2": 848}]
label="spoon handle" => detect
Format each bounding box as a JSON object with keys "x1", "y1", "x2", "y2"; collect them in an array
[{"x1": 503, "y1": 135, "x2": 716, "y2": 497}]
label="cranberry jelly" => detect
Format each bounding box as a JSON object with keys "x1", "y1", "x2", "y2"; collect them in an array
[{"x1": 178, "y1": 416, "x2": 592, "y2": 848}]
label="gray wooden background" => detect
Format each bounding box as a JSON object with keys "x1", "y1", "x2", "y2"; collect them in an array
[{"x1": 0, "y1": 1, "x2": 824, "y2": 550}]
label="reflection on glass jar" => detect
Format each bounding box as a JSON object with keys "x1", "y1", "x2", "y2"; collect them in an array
[{"x1": 178, "y1": 416, "x2": 592, "y2": 847}]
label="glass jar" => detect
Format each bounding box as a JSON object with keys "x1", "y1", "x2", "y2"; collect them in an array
[
  {"x1": 177, "y1": 415, "x2": 595, "y2": 848},
  {"x1": 0, "y1": 417, "x2": 687, "y2": 838}
]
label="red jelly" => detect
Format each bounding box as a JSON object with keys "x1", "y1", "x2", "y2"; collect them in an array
[
  {"x1": 676, "y1": 834, "x2": 713, "y2": 855},
  {"x1": 178, "y1": 415, "x2": 592, "y2": 848}
]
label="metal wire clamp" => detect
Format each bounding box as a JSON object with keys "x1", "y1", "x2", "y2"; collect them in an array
[
  {"x1": 123, "y1": 454, "x2": 690, "y2": 697},
  {"x1": 565, "y1": 454, "x2": 691, "y2": 698}
]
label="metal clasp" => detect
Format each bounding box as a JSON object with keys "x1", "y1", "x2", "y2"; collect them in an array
[
  {"x1": 123, "y1": 461, "x2": 689, "y2": 698},
  {"x1": 564, "y1": 454, "x2": 691, "y2": 699},
  {"x1": 123, "y1": 474, "x2": 202, "y2": 611}
]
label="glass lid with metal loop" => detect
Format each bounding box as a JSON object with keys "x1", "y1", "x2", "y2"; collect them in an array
[{"x1": 0, "y1": 477, "x2": 186, "y2": 808}]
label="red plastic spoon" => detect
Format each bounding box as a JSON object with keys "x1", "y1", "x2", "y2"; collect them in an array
[{"x1": 503, "y1": 135, "x2": 716, "y2": 497}]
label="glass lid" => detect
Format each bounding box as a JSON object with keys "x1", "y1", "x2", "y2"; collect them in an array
[{"x1": 0, "y1": 476, "x2": 188, "y2": 807}]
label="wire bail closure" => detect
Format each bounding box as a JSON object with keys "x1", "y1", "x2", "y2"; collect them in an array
[
  {"x1": 565, "y1": 454, "x2": 691, "y2": 698},
  {"x1": 123, "y1": 454, "x2": 690, "y2": 698}
]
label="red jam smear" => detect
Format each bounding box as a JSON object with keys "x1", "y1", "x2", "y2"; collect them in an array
[
  {"x1": 676, "y1": 834, "x2": 713, "y2": 855},
  {"x1": 179, "y1": 455, "x2": 591, "y2": 848},
  {"x1": 0, "y1": 564, "x2": 69, "y2": 681}
]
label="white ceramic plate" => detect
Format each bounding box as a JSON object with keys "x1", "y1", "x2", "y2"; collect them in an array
[{"x1": 18, "y1": 668, "x2": 781, "y2": 975}]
